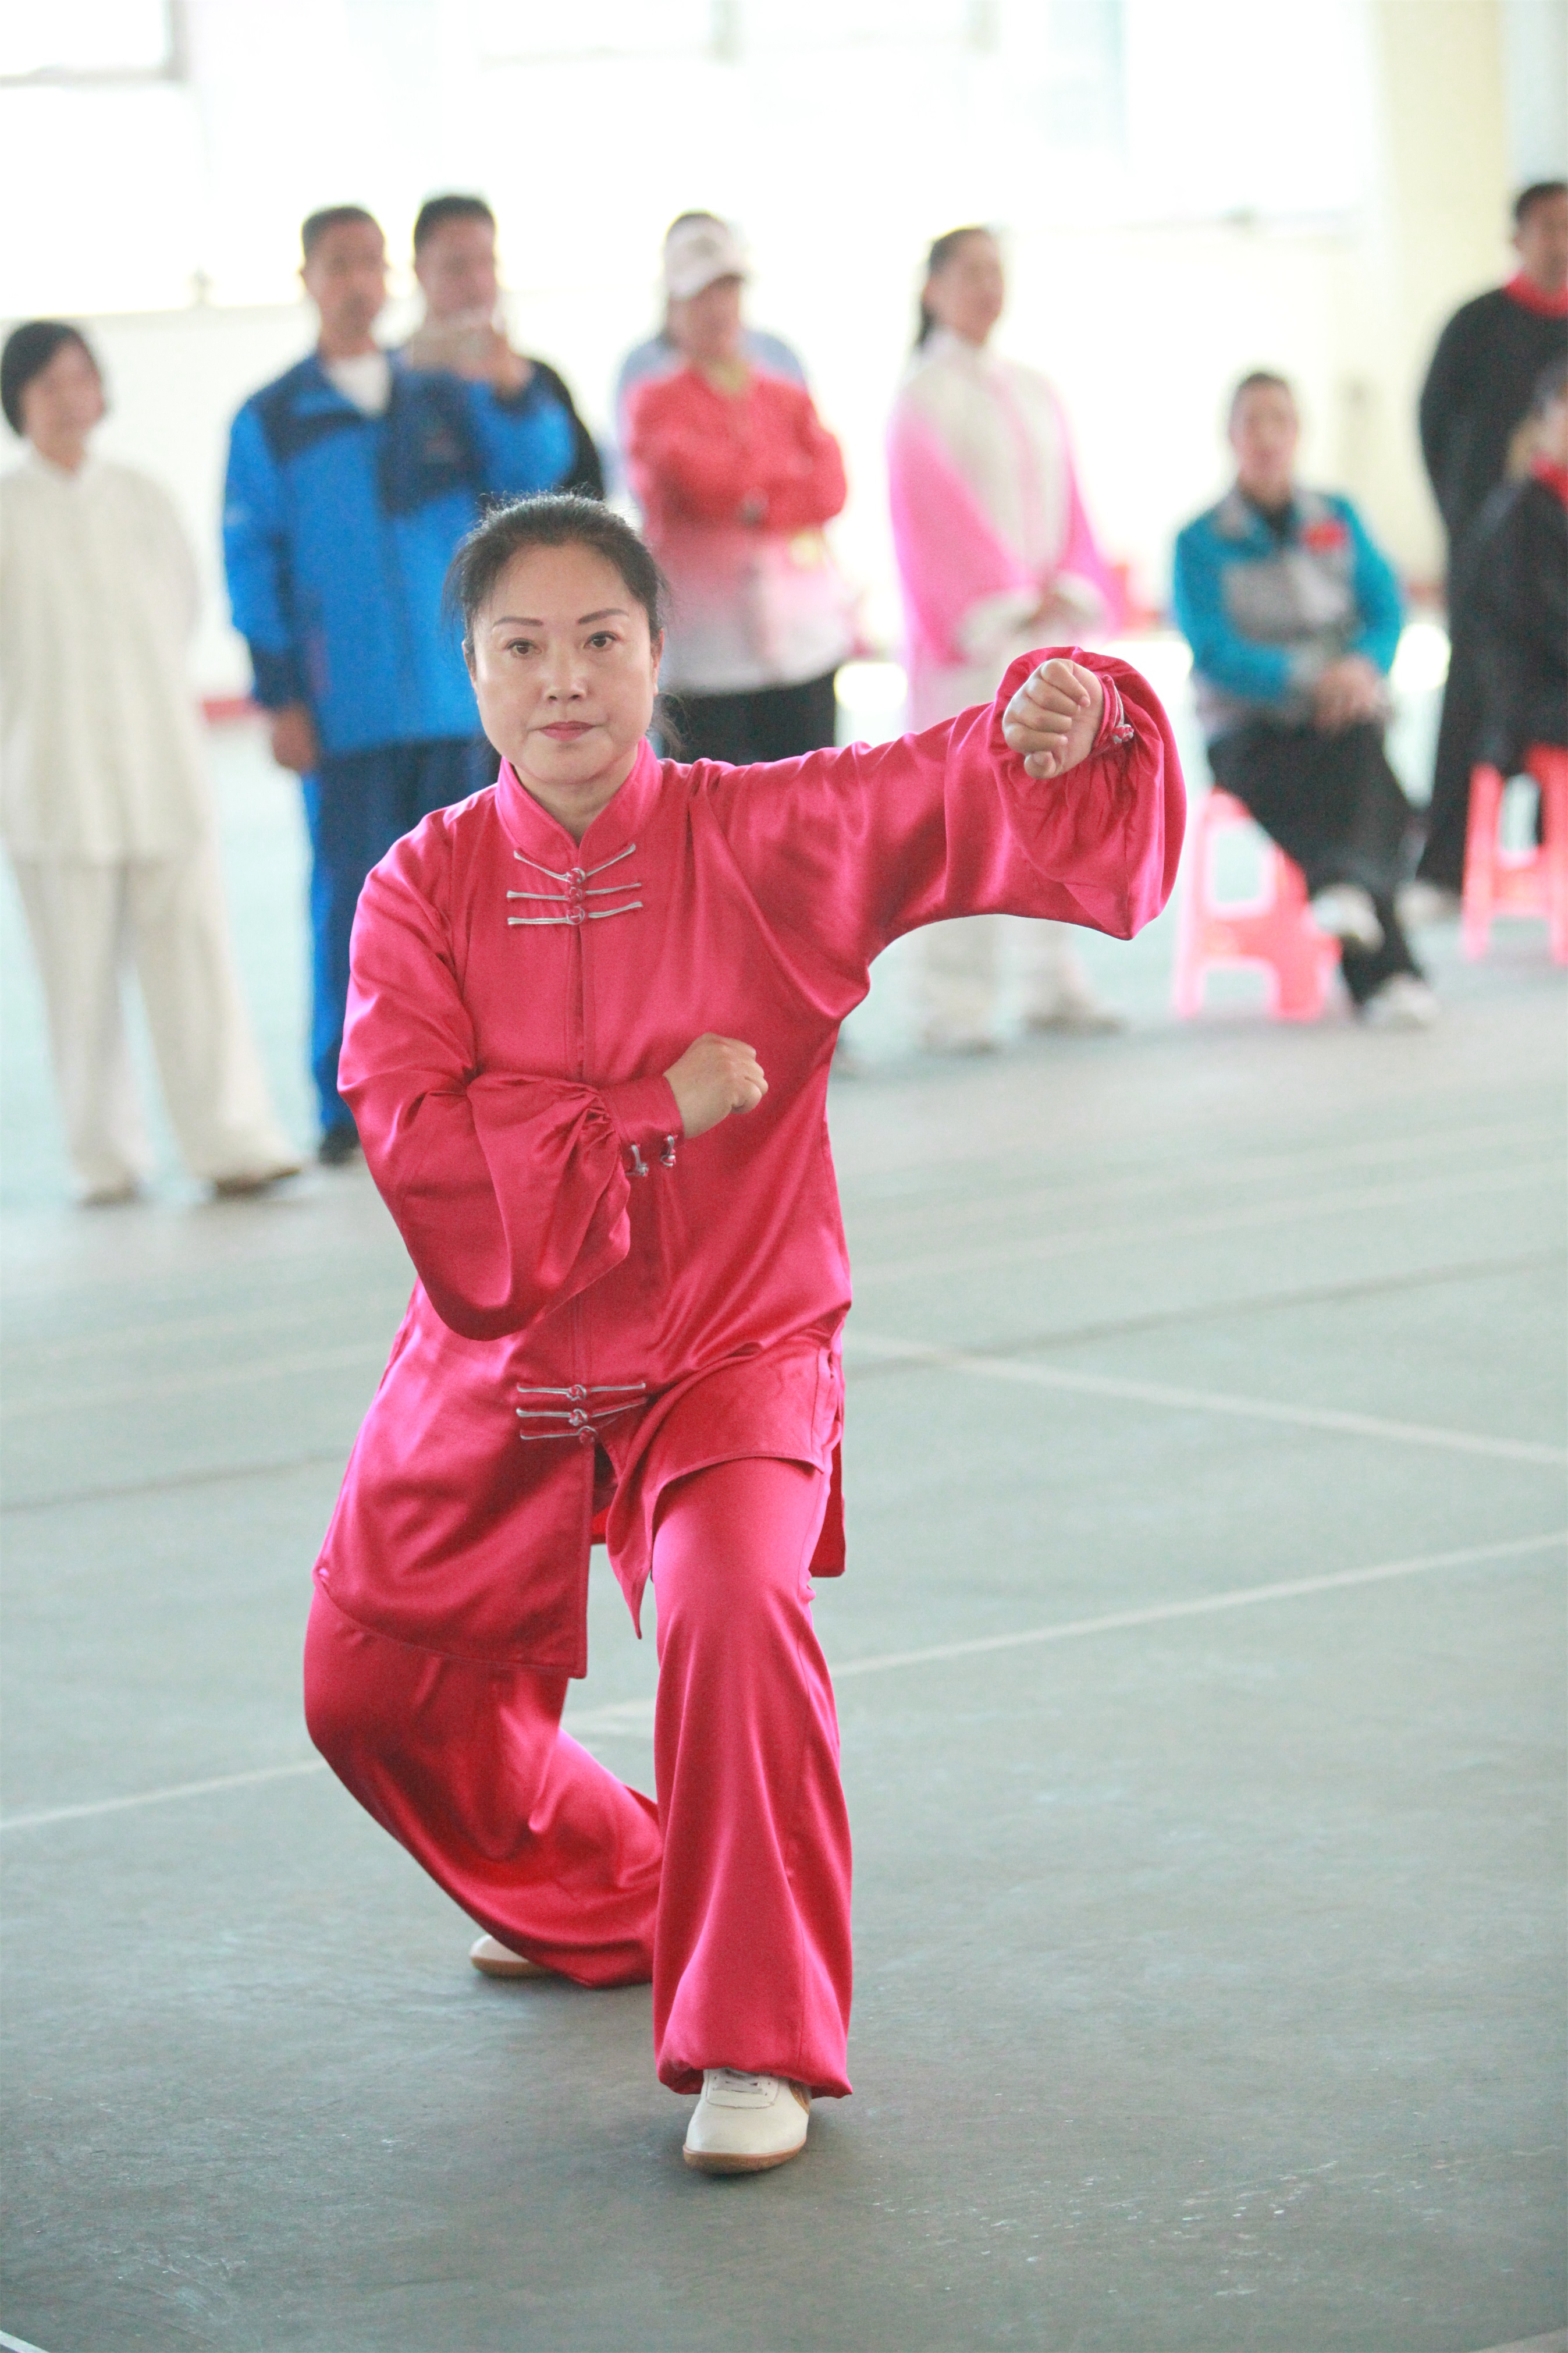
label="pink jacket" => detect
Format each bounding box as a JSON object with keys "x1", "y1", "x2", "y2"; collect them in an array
[
  {"x1": 320, "y1": 652, "x2": 1185, "y2": 1674},
  {"x1": 888, "y1": 333, "x2": 1119, "y2": 727}
]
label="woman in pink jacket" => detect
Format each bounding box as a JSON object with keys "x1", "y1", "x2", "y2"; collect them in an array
[
  {"x1": 304, "y1": 494, "x2": 1183, "y2": 2174},
  {"x1": 889, "y1": 226, "x2": 1124, "y2": 1048}
]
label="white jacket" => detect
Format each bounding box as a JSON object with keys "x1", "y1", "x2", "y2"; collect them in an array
[{"x1": 1, "y1": 453, "x2": 212, "y2": 860}]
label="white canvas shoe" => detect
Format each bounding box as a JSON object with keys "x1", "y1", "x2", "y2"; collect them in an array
[
  {"x1": 1396, "y1": 879, "x2": 1462, "y2": 928},
  {"x1": 1309, "y1": 883, "x2": 1384, "y2": 949},
  {"x1": 1361, "y1": 974, "x2": 1440, "y2": 1029},
  {"x1": 468, "y1": 1932, "x2": 555, "y2": 1980},
  {"x1": 682, "y1": 2069, "x2": 811, "y2": 2175}
]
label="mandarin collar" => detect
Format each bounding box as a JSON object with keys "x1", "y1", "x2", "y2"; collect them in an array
[
  {"x1": 493, "y1": 736, "x2": 663, "y2": 865},
  {"x1": 26, "y1": 448, "x2": 99, "y2": 489},
  {"x1": 922, "y1": 325, "x2": 1000, "y2": 375}
]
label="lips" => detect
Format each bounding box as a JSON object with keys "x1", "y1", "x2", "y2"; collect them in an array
[{"x1": 541, "y1": 722, "x2": 591, "y2": 740}]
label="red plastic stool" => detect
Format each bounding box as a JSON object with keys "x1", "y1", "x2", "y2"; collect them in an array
[
  {"x1": 1462, "y1": 744, "x2": 1568, "y2": 964},
  {"x1": 1172, "y1": 790, "x2": 1341, "y2": 1021}
]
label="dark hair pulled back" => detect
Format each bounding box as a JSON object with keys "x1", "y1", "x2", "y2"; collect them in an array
[
  {"x1": 445, "y1": 493, "x2": 669, "y2": 647},
  {"x1": 915, "y1": 225, "x2": 993, "y2": 349}
]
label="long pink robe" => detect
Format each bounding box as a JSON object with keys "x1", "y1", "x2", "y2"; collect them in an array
[{"x1": 321, "y1": 651, "x2": 1184, "y2": 1679}]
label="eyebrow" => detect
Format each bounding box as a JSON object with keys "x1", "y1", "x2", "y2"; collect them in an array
[{"x1": 489, "y1": 608, "x2": 632, "y2": 627}]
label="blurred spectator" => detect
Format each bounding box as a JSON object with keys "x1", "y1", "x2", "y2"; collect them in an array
[
  {"x1": 887, "y1": 226, "x2": 1119, "y2": 1048},
  {"x1": 1471, "y1": 355, "x2": 1568, "y2": 777},
  {"x1": 622, "y1": 215, "x2": 854, "y2": 763},
  {"x1": 223, "y1": 205, "x2": 575, "y2": 1162},
  {"x1": 1415, "y1": 180, "x2": 1568, "y2": 906},
  {"x1": 405, "y1": 193, "x2": 603, "y2": 499},
  {"x1": 1173, "y1": 371, "x2": 1435, "y2": 1028},
  {"x1": 614, "y1": 211, "x2": 807, "y2": 453},
  {"x1": 0, "y1": 322, "x2": 299, "y2": 1204}
]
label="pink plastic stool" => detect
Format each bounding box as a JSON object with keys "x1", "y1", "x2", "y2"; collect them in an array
[
  {"x1": 1462, "y1": 744, "x2": 1568, "y2": 965},
  {"x1": 1172, "y1": 790, "x2": 1341, "y2": 1021}
]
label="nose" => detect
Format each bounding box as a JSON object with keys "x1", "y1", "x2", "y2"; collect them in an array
[{"x1": 543, "y1": 640, "x2": 586, "y2": 702}]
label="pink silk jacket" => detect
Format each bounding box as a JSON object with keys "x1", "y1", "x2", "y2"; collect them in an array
[{"x1": 320, "y1": 650, "x2": 1185, "y2": 1676}]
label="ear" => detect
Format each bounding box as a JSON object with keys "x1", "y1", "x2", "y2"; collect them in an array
[
  {"x1": 649, "y1": 630, "x2": 663, "y2": 691},
  {"x1": 463, "y1": 637, "x2": 477, "y2": 679}
]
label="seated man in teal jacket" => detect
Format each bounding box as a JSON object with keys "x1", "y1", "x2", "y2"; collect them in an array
[
  {"x1": 1173, "y1": 371, "x2": 1434, "y2": 1027},
  {"x1": 223, "y1": 205, "x2": 575, "y2": 1160}
]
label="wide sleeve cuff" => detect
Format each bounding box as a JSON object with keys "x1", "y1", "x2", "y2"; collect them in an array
[{"x1": 602, "y1": 1074, "x2": 684, "y2": 1158}]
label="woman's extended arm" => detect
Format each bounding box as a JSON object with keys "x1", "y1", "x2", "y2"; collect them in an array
[
  {"x1": 339, "y1": 840, "x2": 681, "y2": 1341},
  {"x1": 709, "y1": 647, "x2": 1185, "y2": 1002}
]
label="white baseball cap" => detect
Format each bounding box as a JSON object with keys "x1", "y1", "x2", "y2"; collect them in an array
[{"x1": 662, "y1": 215, "x2": 749, "y2": 302}]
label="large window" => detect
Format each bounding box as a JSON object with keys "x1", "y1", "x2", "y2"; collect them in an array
[{"x1": 0, "y1": 0, "x2": 1373, "y2": 320}]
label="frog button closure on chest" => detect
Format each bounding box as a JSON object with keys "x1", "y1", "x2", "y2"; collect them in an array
[{"x1": 506, "y1": 842, "x2": 644, "y2": 927}]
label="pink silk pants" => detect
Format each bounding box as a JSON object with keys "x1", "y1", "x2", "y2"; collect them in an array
[{"x1": 303, "y1": 1454, "x2": 854, "y2": 2096}]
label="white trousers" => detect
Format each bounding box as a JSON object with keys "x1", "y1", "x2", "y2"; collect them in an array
[
  {"x1": 10, "y1": 845, "x2": 296, "y2": 1197},
  {"x1": 915, "y1": 915, "x2": 1095, "y2": 1045}
]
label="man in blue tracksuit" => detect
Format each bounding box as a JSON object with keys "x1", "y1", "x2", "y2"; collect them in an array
[
  {"x1": 1172, "y1": 370, "x2": 1433, "y2": 1025},
  {"x1": 223, "y1": 204, "x2": 575, "y2": 1160}
]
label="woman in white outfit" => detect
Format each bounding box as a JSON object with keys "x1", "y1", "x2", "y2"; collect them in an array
[
  {"x1": 888, "y1": 227, "x2": 1122, "y2": 1048},
  {"x1": 1, "y1": 322, "x2": 298, "y2": 1203}
]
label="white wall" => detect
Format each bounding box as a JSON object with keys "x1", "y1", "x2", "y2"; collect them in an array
[{"x1": 1, "y1": 0, "x2": 1526, "y2": 697}]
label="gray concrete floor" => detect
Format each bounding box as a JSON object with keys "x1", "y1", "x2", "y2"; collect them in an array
[{"x1": 2, "y1": 707, "x2": 1565, "y2": 2353}]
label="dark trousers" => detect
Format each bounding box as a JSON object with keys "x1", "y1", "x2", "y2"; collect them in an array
[
  {"x1": 1418, "y1": 602, "x2": 1483, "y2": 892},
  {"x1": 301, "y1": 736, "x2": 495, "y2": 1133},
  {"x1": 1209, "y1": 719, "x2": 1424, "y2": 1006},
  {"x1": 662, "y1": 670, "x2": 839, "y2": 765}
]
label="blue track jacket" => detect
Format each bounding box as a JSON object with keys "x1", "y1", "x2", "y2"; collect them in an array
[
  {"x1": 223, "y1": 354, "x2": 575, "y2": 756},
  {"x1": 1172, "y1": 485, "x2": 1403, "y2": 743}
]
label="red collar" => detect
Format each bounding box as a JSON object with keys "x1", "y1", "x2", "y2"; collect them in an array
[
  {"x1": 494, "y1": 736, "x2": 663, "y2": 866},
  {"x1": 1504, "y1": 271, "x2": 1568, "y2": 319},
  {"x1": 1531, "y1": 456, "x2": 1568, "y2": 507}
]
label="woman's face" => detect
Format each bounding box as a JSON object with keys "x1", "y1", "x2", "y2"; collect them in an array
[
  {"x1": 1229, "y1": 384, "x2": 1300, "y2": 499},
  {"x1": 667, "y1": 275, "x2": 745, "y2": 366},
  {"x1": 923, "y1": 234, "x2": 1005, "y2": 346},
  {"x1": 467, "y1": 542, "x2": 661, "y2": 835},
  {"x1": 20, "y1": 339, "x2": 105, "y2": 449}
]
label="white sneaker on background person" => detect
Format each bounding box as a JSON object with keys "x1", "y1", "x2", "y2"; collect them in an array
[
  {"x1": 682, "y1": 2069, "x2": 811, "y2": 2174},
  {"x1": 1396, "y1": 878, "x2": 1463, "y2": 928},
  {"x1": 1309, "y1": 882, "x2": 1384, "y2": 949},
  {"x1": 1022, "y1": 984, "x2": 1125, "y2": 1034},
  {"x1": 1362, "y1": 974, "x2": 1440, "y2": 1029}
]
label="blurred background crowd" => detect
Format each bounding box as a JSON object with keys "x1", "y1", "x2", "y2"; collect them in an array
[{"x1": 0, "y1": 0, "x2": 1564, "y2": 1202}]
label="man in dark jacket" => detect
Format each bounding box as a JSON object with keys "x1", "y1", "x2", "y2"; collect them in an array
[
  {"x1": 405, "y1": 194, "x2": 605, "y2": 501},
  {"x1": 1414, "y1": 180, "x2": 1568, "y2": 900},
  {"x1": 1472, "y1": 356, "x2": 1568, "y2": 778}
]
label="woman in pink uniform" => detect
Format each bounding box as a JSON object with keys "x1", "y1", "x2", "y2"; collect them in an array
[
  {"x1": 304, "y1": 494, "x2": 1183, "y2": 2174},
  {"x1": 888, "y1": 226, "x2": 1124, "y2": 1048}
]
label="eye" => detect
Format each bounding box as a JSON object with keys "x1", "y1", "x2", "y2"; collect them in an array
[
  {"x1": 586, "y1": 630, "x2": 619, "y2": 651},
  {"x1": 503, "y1": 636, "x2": 538, "y2": 657}
]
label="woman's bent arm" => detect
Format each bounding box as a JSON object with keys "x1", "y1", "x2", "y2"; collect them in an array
[{"x1": 339, "y1": 846, "x2": 679, "y2": 1341}]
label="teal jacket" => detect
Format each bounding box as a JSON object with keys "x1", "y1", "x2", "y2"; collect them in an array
[{"x1": 1172, "y1": 485, "x2": 1403, "y2": 741}]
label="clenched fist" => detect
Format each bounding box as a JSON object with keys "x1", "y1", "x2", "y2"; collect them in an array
[
  {"x1": 664, "y1": 1033, "x2": 767, "y2": 1139},
  {"x1": 1001, "y1": 657, "x2": 1105, "y2": 781}
]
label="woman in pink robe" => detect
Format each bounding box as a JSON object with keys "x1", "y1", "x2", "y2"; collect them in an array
[
  {"x1": 888, "y1": 226, "x2": 1125, "y2": 1048},
  {"x1": 304, "y1": 494, "x2": 1183, "y2": 2173}
]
